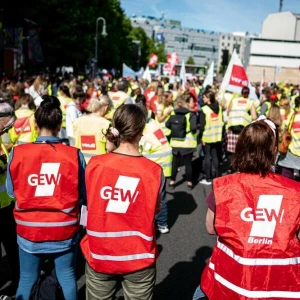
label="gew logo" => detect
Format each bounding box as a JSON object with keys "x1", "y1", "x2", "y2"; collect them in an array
[
  {"x1": 28, "y1": 163, "x2": 61, "y2": 197},
  {"x1": 100, "y1": 175, "x2": 140, "y2": 214},
  {"x1": 240, "y1": 195, "x2": 284, "y2": 238}
]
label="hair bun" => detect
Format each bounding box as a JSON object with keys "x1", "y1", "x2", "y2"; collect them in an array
[{"x1": 40, "y1": 95, "x2": 61, "y2": 109}]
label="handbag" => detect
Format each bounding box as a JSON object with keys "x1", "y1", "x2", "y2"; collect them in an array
[{"x1": 278, "y1": 114, "x2": 295, "y2": 154}]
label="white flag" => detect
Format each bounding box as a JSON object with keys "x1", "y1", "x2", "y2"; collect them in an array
[
  {"x1": 203, "y1": 62, "x2": 214, "y2": 88},
  {"x1": 142, "y1": 66, "x2": 152, "y2": 83},
  {"x1": 221, "y1": 49, "x2": 257, "y2": 100},
  {"x1": 180, "y1": 59, "x2": 186, "y2": 90}
]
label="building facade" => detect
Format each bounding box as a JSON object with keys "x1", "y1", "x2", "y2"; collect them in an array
[
  {"x1": 217, "y1": 32, "x2": 253, "y2": 72},
  {"x1": 130, "y1": 15, "x2": 220, "y2": 70},
  {"x1": 247, "y1": 11, "x2": 300, "y2": 84}
]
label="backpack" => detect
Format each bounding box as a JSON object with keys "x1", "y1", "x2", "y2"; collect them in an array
[
  {"x1": 30, "y1": 264, "x2": 64, "y2": 300},
  {"x1": 168, "y1": 113, "x2": 188, "y2": 139}
]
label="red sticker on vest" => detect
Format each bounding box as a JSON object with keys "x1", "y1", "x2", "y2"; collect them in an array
[
  {"x1": 112, "y1": 96, "x2": 120, "y2": 101},
  {"x1": 81, "y1": 136, "x2": 96, "y2": 150},
  {"x1": 14, "y1": 117, "x2": 31, "y2": 134},
  {"x1": 153, "y1": 129, "x2": 167, "y2": 145},
  {"x1": 238, "y1": 100, "x2": 247, "y2": 105},
  {"x1": 211, "y1": 112, "x2": 218, "y2": 121},
  {"x1": 292, "y1": 121, "x2": 300, "y2": 133}
]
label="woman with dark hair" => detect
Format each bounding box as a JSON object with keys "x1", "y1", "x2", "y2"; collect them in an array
[
  {"x1": 81, "y1": 104, "x2": 164, "y2": 300},
  {"x1": 166, "y1": 94, "x2": 197, "y2": 190},
  {"x1": 278, "y1": 96, "x2": 300, "y2": 179},
  {"x1": 199, "y1": 90, "x2": 224, "y2": 185},
  {"x1": 200, "y1": 116, "x2": 300, "y2": 299},
  {"x1": 6, "y1": 95, "x2": 86, "y2": 300},
  {"x1": 226, "y1": 86, "x2": 257, "y2": 173},
  {"x1": 9, "y1": 94, "x2": 37, "y2": 145}
]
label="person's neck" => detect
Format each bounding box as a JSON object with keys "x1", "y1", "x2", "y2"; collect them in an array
[
  {"x1": 114, "y1": 141, "x2": 141, "y2": 156},
  {"x1": 38, "y1": 128, "x2": 57, "y2": 137}
]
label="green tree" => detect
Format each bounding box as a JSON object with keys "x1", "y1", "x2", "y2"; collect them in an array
[{"x1": 186, "y1": 56, "x2": 195, "y2": 65}]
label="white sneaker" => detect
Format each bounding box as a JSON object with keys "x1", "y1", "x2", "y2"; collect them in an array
[
  {"x1": 157, "y1": 225, "x2": 170, "y2": 234},
  {"x1": 199, "y1": 179, "x2": 212, "y2": 185}
]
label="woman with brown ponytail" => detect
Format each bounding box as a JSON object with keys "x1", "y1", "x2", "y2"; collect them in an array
[{"x1": 81, "y1": 104, "x2": 164, "y2": 300}]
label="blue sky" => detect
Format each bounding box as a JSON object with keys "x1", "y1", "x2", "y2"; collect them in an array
[{"x1": 120, "y1": 0, "x2": 300, "y2": 34}]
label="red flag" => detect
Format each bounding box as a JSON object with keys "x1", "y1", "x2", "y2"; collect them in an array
[
  {"x1": 148, "y1": 54, "x2": 158, "y2": 67},
  {"x1": 228, "y1": 65, "x2": 249, "y2": 88}
]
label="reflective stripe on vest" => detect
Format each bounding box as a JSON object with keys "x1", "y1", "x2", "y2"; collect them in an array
[
  {"x1": 141, "y1": 119, "x2": 173, "y2": 177},
  {"x1": 217, "y1": 240, "x2": 300, "y2": 266},
  {"x1": 90, "y1": 252, "x2": 155, "y2": 261},
  {"x1": 143, "y1": 149, "x2": 172, "y2": 159},
  {"x1": 208, "y1": 262, "x2": 300, "y2": 299},
  {"x1": 15, "y1": 219, "x2": 78, "y2": 227},
  {"x1": 202, "y1": 105, "x2": 223, "y2": 143},
  {"x1": 87, "y1": 229, "x2": 153, "y2": 241}
]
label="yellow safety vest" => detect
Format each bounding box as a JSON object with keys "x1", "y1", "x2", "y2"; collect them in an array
[
  {"x1": 140, "y1": 119, "x2": 173, "y2": 177},
  {"x1": 0, "y1": 140, "x2": 14, "y2": 209},
  {"x1": 227, "y1": 97, "x2": 252, "y2": 129},
  {"x1": 47, "y1": 84, "x2": 52, "y2": 96},
  {"x1": 280, "y1": 108, "x2": 294, "y2": 132},
  {"x1": 260, "y1": 101, "x2": 272, "y2": 116},
  {"x1": 106, "y1": 91, "x2": 127, "y2": 120},
  {"x1": 170, "y1": 113, "x2": 197, "y2": 149},
  {"x1": 202, "y1": 105, "x2": 224, "y2": 143},
  {"x1": 9, "y1": 108, "x2": 37, "y2": 145},
  {"x1": 156, "y1": 104, "x2": 173, "y2": 137},
  {"x1": 58, "y1": 96, "x2": 72, "y2": 128},
  {"x1": 288, "y1": 111, "x2": 300, "y2": 156},
  {"x1": 291, "y1": 94, "x2": 299, "y2": 110},
  {"x1": 73, "y1": 115, "x2": 111, "y2": 163}
]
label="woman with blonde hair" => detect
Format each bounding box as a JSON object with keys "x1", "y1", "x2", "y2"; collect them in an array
[
  {"x1": 279, "y1": 96, "x2": 293, "y2": 132},
  {"x1": 73, "y1": 95, "x2": 112, "y2": 162}
]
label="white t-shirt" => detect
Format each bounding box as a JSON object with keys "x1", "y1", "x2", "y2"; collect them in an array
[{"x1": 66, "y1": 101, "x2": 82, "y2": 138}]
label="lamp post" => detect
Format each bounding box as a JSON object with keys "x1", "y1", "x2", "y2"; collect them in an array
[{"x1": 94, "y1": 17, "x2": 107, "y2": 78}]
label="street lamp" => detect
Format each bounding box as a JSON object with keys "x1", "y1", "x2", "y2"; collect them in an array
[{"x1": 94, "y1": 17, "x2": 107, "y2": 78}]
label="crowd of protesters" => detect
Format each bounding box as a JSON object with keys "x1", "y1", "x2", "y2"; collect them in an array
[{"x1": 0, "y1": 71, "x2": 299, "y2": 300}]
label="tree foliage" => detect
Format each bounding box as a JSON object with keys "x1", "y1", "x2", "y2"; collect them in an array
[
  {"x1": 186, "y1": 56, "x2": 195, "y2": 65},
  {"x1": 2, "y1": 0, "x2": 166, "y2": 73}
]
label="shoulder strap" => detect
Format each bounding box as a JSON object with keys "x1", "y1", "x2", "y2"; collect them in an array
[{"x1": 287, "y1": 113, "x2": 296, "y2": 133}]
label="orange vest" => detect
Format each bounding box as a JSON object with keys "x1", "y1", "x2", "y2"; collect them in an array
[
  {"x1": 80, "y1": 152, "x2": 162, "y2": 274},
  {"x1": 201, "y1": 173, "x2": 300, "y2": 300},
  {"x1": 11, "y1": 143, "x2": 80, "y2": 242}
]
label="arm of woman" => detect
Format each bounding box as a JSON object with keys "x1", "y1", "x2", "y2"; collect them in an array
[
  {"x1": 156, "y1": 170, "x2": 165, "y2": 213},
  {"x1": 190, "y1": 113, "x2": 198, "y2": 133},
  {"x1": 250, "y1": 103, "x2": 258, "y2": 120},
  {"x1": 206, "y1": 208, "x2": 216, "y2": 235},
  {"x1": 205, "y1": 190, "x2": 216, "y2": 235},
  {"x1": 5, "y1": 148, "x2": 15, "y2": 198}
]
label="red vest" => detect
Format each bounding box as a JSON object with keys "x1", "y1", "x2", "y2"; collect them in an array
[
  {"x1": 80, "y1": 152, "x2": 162, "y2": 274},
  {"x1": 11, "y1": 143, "x2": 80, "y2": 242},
  {"x1": 201, "y1": 173, "x2": 300, "y2": 300}
]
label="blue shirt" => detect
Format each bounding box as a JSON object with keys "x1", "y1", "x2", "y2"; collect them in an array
[{"x1": 6, "y1": 136, "x2": 86, "y2": 254}]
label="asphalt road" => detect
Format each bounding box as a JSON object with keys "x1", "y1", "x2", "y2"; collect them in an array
[{"x1": 1, "y1": 153, "x2": 218, "y2": 300}]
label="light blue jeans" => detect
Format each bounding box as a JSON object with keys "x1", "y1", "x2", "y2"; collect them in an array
[
  {"x1": 192, "y1": 285, "x2": 206, "y2": 299},
  {"x1": 16, "y1": 246, "x2": 78, "y2": 300}
]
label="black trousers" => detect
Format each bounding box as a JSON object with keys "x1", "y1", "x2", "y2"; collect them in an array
[
  {"x1": 0, "y1": 202, "x2": 20, "y2": 285},
  {"x1": 203, "y1": 142, "x2": 222, "y2": 180},
  {"x1": 171, "y1": 152, "x2": 193, "y2": 182}
]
